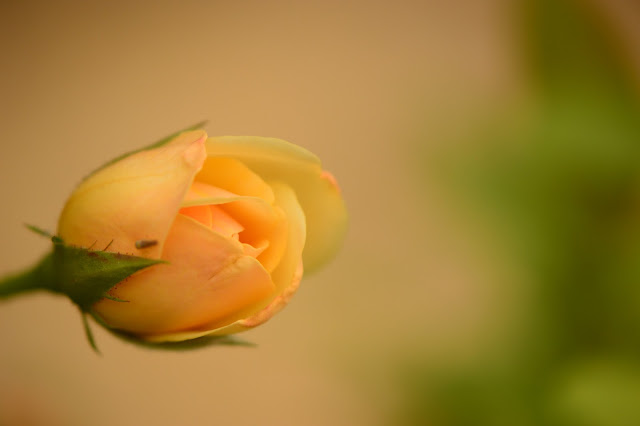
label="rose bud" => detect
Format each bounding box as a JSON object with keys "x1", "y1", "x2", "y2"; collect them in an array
[{"x1": 55, "y1": 129, "x2": 347, "y2": 344}]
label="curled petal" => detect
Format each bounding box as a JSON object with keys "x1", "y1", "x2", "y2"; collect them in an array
[
  {"x1": 196, "y1": 157, "x2": 274, "y2": 203},
  {"x1": 261, "y1": 182, "x2": 306, "y2": 296},
  {"x1": 181, "y1": 183, "x2": 288, "y2": 272},
  {"x1": 57, "y1": 130, "x2": 208, "y2": 258},
  {"x1": 239, "y1": 260, "x2": 303, "y2": 328},
  {"x1": 205, "y1": 136, "x2": 347, "y2": 272},
  {"x1": 147, "y1": 261, "x2": 303, "y2": 341},
  {"x1": 94, "y1": 214, "x2": 276, "y2": 335},
  {"x1": 143, "y1": 183, "x2": 306, "y2": 341},
  {"x1": 212, "y1": 182, "x2": 306, "y2": 334}
]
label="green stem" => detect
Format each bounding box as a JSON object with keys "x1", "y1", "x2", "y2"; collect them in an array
[{"x1": 0, "y1": 252, "x2": 55, "y2": 299}]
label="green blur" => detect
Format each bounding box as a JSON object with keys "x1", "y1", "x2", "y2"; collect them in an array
[{"x1": 402, "y1": 0, "x2": 640, "y2": 424}]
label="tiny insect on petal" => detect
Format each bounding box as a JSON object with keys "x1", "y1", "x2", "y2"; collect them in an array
[{"x1": 135, "y1": 240, "x2": 158, "y2": 249}]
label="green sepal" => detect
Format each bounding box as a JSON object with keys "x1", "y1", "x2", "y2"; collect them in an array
[
  {"x1": 3, "y1": 227, "x2": 167, "y2": 353},
  {"x1": 25, "y1": 223, "x2": 54, "y2": 238},
  {"x1": 81, "y1": 311, "x2": 101, "y2": 355},
  {"x1": 48, "y1": 235, "x2": 252, "y2": 353},
  {"x1": 84, "y1": 121, "x2": 208, "y2": 181},
  {"x1": 90, "y1": 311, "x2": 255, "y2": 351},
  {"x1": 50, "y1": 236, "x2": 165, "y2": 312},
  {"x1": 102, "y1": 294, "x2": 129, "y2": 303}
]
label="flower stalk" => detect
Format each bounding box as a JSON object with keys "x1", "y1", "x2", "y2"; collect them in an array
[{"x1": 0, "y1": 252, "x2": 55, "y2": 299}]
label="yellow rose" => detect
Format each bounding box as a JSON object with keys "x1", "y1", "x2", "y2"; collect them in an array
[{"x1": 57, "y1": 130, "x2": 347, "y2": 342}]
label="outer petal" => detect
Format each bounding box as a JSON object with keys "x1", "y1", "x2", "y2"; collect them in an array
[
  {"x1": 57, "y1": 130, "x2": 207, "y2": 259},
  {"x1": 205, "y1": 136, "x2": 347, "y2": 272},
  {"x1": 210, "y1": 182, "x2": 306, "y2": 334},
  {"x1": 94, "y1": 214, "x2": 276, "y2": 335},
  {"x1": 143, "y1": 262, "x2": 303, "y2": 342},
  {"x1": 239, "y1": 261, "x2": 303, "y2": 328}
]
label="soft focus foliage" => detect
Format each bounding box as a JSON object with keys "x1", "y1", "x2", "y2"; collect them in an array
[{"x1": 398, "y1": 0, "x2": 640, "y2": 424}]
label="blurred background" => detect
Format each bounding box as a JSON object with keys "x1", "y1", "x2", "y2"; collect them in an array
[{"x1": 1, "y1": 0, "x2": 639, "y2": 425}]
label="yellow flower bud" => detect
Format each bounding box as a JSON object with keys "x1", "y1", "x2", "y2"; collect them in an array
[{"x1": 57, "y1": 130, "x2": 347, "y2": 342}]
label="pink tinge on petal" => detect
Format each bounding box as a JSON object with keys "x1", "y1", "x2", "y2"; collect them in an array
[
  {"x1": 239, "y1": 260, "x2": 303, "y2": 328},
  {"x1": 320, "y1": 170, "x2": 341, "y2": 194},
  {"x1": 182, "y1": 135, "x2": 207, "y2": 168}
]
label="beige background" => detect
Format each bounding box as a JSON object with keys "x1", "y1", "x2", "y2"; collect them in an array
[{"x1": 1, "y1": 1, "x2": 638, "y2": 425}]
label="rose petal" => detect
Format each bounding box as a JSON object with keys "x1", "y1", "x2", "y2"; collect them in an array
[
  {"x1": 183, "y1": 182, "x2": 238, "y2": 204},
  {"x1": 296, "y1": 170, "x2": 348, "y2": 272},
  {"x1": 259, "y1": 182, "x2": 305, "y2": 296},
  {"x1": 181, "y1": 182, "x2": 288, "y2": 272},
  {"x1": 144, "y1": 183, "x2": 306, "y2": 341},
  {"x1": 179, "y1": 205, "x2": 213, "y2": 228},
  {"x1": 94, "y1": 214, "x2": 276, "y2": 335},
  {"x1": 205, "y1": 136, "x2": 347, "y2": 272},
  {"x1": 57, "y1": 130, "x2": 208, "y2": 258},
  {"x1": 196, "y1": 157, "x2": 274, "y2": 203},
  {"x1": 181, "y1": 183, "x2": 275, "y2": 241},
  {"x1": 172, "y1": 261, "x2": 304, "y2": 339},
  {"x1": 239, "y1": 260, "x2": 303, "y2": 328},
  {"x1": 230, "y1": 183, "x2": 306, "y2": 330}
]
